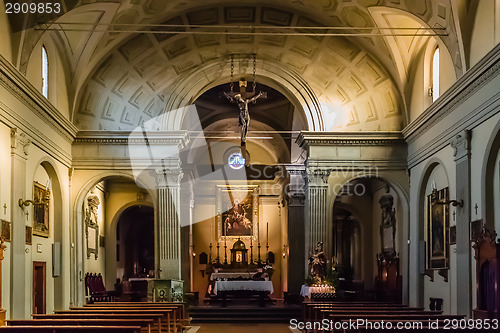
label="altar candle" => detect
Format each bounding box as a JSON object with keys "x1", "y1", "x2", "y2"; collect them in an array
[
  {"x1": 210, "y1": 220, "x2": 213, "y2": 243},
  {"x1": 266, "y1": 222, "x2": 269, "y2": 245}
]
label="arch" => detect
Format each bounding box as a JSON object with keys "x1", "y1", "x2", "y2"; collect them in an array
[
  {"x1": 105, "y1": 201, "x2": 154, "y2": 289},
  {"x1": 329, "y1": 173, "x2": 410, "y2": 303},
  {"x1": 31, "y1": 157, "x2": 66, "y2": 310},
  {"x1": 481, "y1": 118, "x2": 500, "y2": 229},
  {"x1": 71, "y1": 171, "x2": 156, "y2": 306},
  {"x1": 162, "y1": 59, "x2": 323, "y2": 132}
]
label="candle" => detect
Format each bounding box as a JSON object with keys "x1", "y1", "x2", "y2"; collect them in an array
[
  {"x1": 210, "y1": 220, "x2": 213, "y2": 243},
  {"x1": 266, "y1": 222, "x2": 269, "y2": 245}
]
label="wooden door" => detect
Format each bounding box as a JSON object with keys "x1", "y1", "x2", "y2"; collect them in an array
[{"x1": 33, "y1": 261, "x2": 46, "y2": 314}]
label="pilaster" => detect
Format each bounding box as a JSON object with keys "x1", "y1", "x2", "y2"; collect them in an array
[
  {"x1": 10, "y1": 128, "x2": 30, "y2": 319},
  {"x1": 155, "y1": 166, "x2": 184, "y2": 280},
  {"x1": 450, "y1": 130, "x2": 472, "y2": 317},
  {"x1": 285, "y1": 165, "x2": 306, "y2": 292}
]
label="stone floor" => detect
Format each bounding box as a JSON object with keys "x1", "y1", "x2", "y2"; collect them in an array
[{"x1": 188, "y1": 324, "x2": 293, "y2": 333}]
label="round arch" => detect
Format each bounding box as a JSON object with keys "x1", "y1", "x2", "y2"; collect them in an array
[
  {"x1": 158, "y1": 59, "x2": 323, "y2": 132},
  {"x1": 328, "y1": 172, "x2": 410, "y2": 303},
  {"x1": 71, "y1": 171, "x2": 156, "y2": 306},
  {"x1": 481, "y1": 118, "x2": 500, "y2": 229},
  {"x1": 105, "y1": 201, "x2": 155, "y2": 289},
  {"x1": 32, "y1": 157, "x2": 66, "y2": 310}
]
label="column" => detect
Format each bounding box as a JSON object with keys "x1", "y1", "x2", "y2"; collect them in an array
[
  {"x1": 450, "y1": 130, "x2": 472, "y2": 317},
  {"x1": 155, "y1": 167, "x2": 183, "y2": 280},
  {"x1": 305, "y1": 168, "x2": 331, "y2": 272},
  {"x1": 285, "y1": 165, "x2": 306, "y2": 293},
  {"x1": 10, "y1": 128, "x2": 30, "y2": 319}
]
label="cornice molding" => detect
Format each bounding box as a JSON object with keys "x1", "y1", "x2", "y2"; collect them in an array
[
  {"x1": 296, "y1": 131, "x2": 405, "y2": 148},
  {"x1": 75, "y1": 130, "x2": 190, "y2": 148},
  {"x1": 0, "y1": 54, "x2": 78, "y2": 140},
  {"x1": 403, "y1": 43, "x2": 500, "y2": 141}
]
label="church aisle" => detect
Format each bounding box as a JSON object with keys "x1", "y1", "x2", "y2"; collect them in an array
[{"x1": 192, "y1": 323, "x2": 292, "y2": 333}]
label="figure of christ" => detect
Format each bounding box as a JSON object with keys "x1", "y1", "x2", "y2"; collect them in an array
[{"x1": 223, "y1": 91, "x2": 265, "y2": 146}]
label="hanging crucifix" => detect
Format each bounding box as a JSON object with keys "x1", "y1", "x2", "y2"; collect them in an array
[{"x1": 222, "y1": 54, "x2": 267, "y2": 147}]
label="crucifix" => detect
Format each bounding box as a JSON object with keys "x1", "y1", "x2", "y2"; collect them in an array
[
  {"x1": 25, "y1": 210, "x2": 29, "y2": 221},
  {"x1": 2, "y1": 204, "x2": 6, "y2": 215},
  {"x1": 452, "y1": 210, "x2": 456, "y2": 221},
  {"x1": 474, "y1": 203, "x2": 478, "y2": 216},
  {"x1": 222, "y1": 54, "x2": 267, "y2": 148}
]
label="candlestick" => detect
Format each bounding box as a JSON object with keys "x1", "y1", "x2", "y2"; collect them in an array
[
  {"x1": 216, "y1": 243, "x2": 220, "y2": 263},
  {"x1": 224, "y1": 224, "x2": 228, "y2": 264},
  {"x1": 250, "y1": 237, "x2": 254, "y2": 264},
  {"x1": 266, "y1": 222, "x2": 269, "y2": 246},
  {"x1": 210, "y1": 220, "x2": 213, "y2": 243}
]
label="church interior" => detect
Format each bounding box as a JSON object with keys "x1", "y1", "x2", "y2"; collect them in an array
[{"x1": 0, "y1": 0, "x2": 500, "y2": 332}]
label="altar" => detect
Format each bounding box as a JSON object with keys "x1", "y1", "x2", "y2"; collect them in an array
[{"x1": 213, "y1": 280, "x2": 274, "y2": 307}]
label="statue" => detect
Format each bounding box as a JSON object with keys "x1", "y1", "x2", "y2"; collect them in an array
[
  {"x1": 309, "y1": 241, "x2": 327, "y2": 280},
  {"x1": 222, "y1": 91, "x2": 265, "y2": 146}
]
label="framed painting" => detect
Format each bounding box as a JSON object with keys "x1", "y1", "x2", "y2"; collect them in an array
[
  {"x1": 33, "y1": 182, "x2": 49, "y2": 237},
  {"x1": 216, "y1": 185, "x2": 259, "y2": 241},
  {"x1": 1, "y1": 220, "x2": 11, "y2": 242},
  {"x1": 427, "y1": 187, "x2": 449, "y2": 270},
  {"x1": 85, "y1": 194, "x2": 100, "y2": 259},
  {"x1": 26, "y1": 226, "x2": 32, "y2": 245},
  {"x1": 470, "y1": 219, "x2": 483, "y2": 241}
]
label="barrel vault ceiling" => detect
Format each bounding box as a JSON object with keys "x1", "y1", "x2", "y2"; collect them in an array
[{"x1": 13, "y1": 0, "x2": 463, "y2": 132}]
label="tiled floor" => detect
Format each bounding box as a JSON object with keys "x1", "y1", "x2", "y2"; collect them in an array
[{"x1": 188, "y1": 324, "x2": 293, "y2": 333}]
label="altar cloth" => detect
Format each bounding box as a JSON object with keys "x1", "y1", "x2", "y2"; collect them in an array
[
  {"x1": 210, "y1": 272, "x2": 255, "y2": 280},
  {"x1": 214, "y1": 281, "x2": 274, "y2": 295}
]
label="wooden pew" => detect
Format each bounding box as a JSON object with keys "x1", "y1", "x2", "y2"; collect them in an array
[
  {"x1": 7, "y1": 319, "x2": 154, "y2": 333},
  {"x1": 87, "y1": 302, "x2": 186, "y2": 331},
  {"x1": 32, "y1": 314, "x2": 162, "y2": 333},
  {"x1": 67, "y1": 306, "x2": 178, "y2": 333},
  {"x1": 0, "y1": 326, "x2": 141, "y2": 333}
]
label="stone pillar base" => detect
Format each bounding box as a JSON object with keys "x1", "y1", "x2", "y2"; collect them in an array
[
  {"x1": 148, "y1": 279, "x2": 184, "y2": 302},
  {"x1": 0, "y1": 309, "x2": 6, "y2": 326}
]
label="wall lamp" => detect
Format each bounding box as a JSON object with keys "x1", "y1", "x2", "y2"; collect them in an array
[
  {"x1": 19, "y1": 191, "x2": 50, "y2": 208},
  {"x1": 431, "y1": 188, "x2": 463, "y2": 207}
]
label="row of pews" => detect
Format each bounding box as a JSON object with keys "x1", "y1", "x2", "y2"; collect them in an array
[
  {"x1": 0, "y1": 302, "x2": 187, "y2": 333},
  {"x1": 303, "y1": 301, "x2": 468, "y2": 332}
]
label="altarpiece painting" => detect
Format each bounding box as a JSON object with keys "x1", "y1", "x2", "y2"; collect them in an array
[{"x1": 217, "y1": 185, "x2": 259, "y2": 241}]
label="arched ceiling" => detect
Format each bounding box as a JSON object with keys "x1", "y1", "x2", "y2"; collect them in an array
[{"x1": 14, "y1": 0, "x2": 462, "y2": 132}]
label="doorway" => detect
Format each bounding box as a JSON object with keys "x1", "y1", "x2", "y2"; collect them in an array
[{"x1": 33, "y1": 261, "x2": 46, "y2": 314}]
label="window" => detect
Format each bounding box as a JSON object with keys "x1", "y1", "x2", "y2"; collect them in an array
[
  {"x1": 41, "y1": 46, "x2": 48, "y2": 98},
  {"x1": 432, "y1": 47, "x2": 439, "y2": 102}
]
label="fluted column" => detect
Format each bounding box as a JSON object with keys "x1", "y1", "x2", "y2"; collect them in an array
[
  {"x1": 155, "y1": 167, "x2": 183, "y2": 280},
  {"x1": 305, "y1": 168, "x2": 331, "y2": 271},
  {"x1": 450, "y1": 130, "x2": 472, "y2": 317}
]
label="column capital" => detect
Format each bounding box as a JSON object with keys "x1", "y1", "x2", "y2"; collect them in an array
[
  {"x1": 10, "y1": 128, "x2": 30, "y2": 157},
  {"x1": 450, "y1": 130, "x2": 471, "y2": 162},
  {"x1": 306, "y1": 168, "x2": 331, "y2": 186},
  {"x1": 155, "y1": 168, "x2": 183, "y2": 188}
]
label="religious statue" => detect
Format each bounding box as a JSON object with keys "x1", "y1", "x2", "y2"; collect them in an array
[
  {"x1": 308, "y1": 241, "x2": 327, "y2": 280},
  {"x1": 222, "y1": 90, "x2": 265, "y2": 146},
  {"x1": 379, "y1": 194, "x2": 396, "y2": 254}
]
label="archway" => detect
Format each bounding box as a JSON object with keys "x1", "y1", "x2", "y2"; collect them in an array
[
  {"x1": 116, "y1": 205, "x2": 155, "y2": 280},
  {"x1": 332, "y1": 177, "x2": 405, "y2": 302}
]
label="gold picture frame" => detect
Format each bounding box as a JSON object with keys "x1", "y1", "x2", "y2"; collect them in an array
[
  {"x1": 216, "y1": 185, "x2": 259, "y2": 242},
  {"x1": 33, "y1": 182, "x2": 50, "y2": 238},
  {"x1": 427, "y1": 187, "x2": 449, "y2": 270},
  {"x1": 1, "y1": 220, "x2": 11, "y2": 242}
]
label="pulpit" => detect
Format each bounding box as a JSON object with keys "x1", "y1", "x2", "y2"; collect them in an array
[{"x1": 473, "y1": 227, "x2": 500, "y2": 319}]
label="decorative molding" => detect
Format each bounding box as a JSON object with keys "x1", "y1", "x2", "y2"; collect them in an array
[
  {"x1": 296, "y1": 131, "x2": 405, "y2": 148},
  {"x1": 0, "y1": 54, "x2": 78, "y2": 140},
  {"x1": 306, "y1": 168, "x2": 331, "y2": 185},
  {"x1": 75, "y1": 130, "x2": 189, "y2": 149},
  {"x1": 10, "y1": 128, "x2": 31, "y2": 156},
  {"x1": 404, "y1": 43, "x2": 500, "y2": 141},
  {"x1": 450, "y1": 130, "x2": 471, "y2": 160},
  {"x1": 155, "y1": 167, "x2": 184, "y2": 187}
]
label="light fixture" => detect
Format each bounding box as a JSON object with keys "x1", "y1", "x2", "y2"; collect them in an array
[
  {"x1": 431, "y1": 188, "x2": 463, "y2": 207},
  {"x1": 19, "y1": 187, "x2": 51, "y2": 208}
]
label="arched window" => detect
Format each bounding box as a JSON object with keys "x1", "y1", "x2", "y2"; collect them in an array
[
  {"x1": 41, "y1": 46, "x2": 49, "y2": 98},
  {"x1": 432, "y1": 47, "x2": 440, "y2": 102}
]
